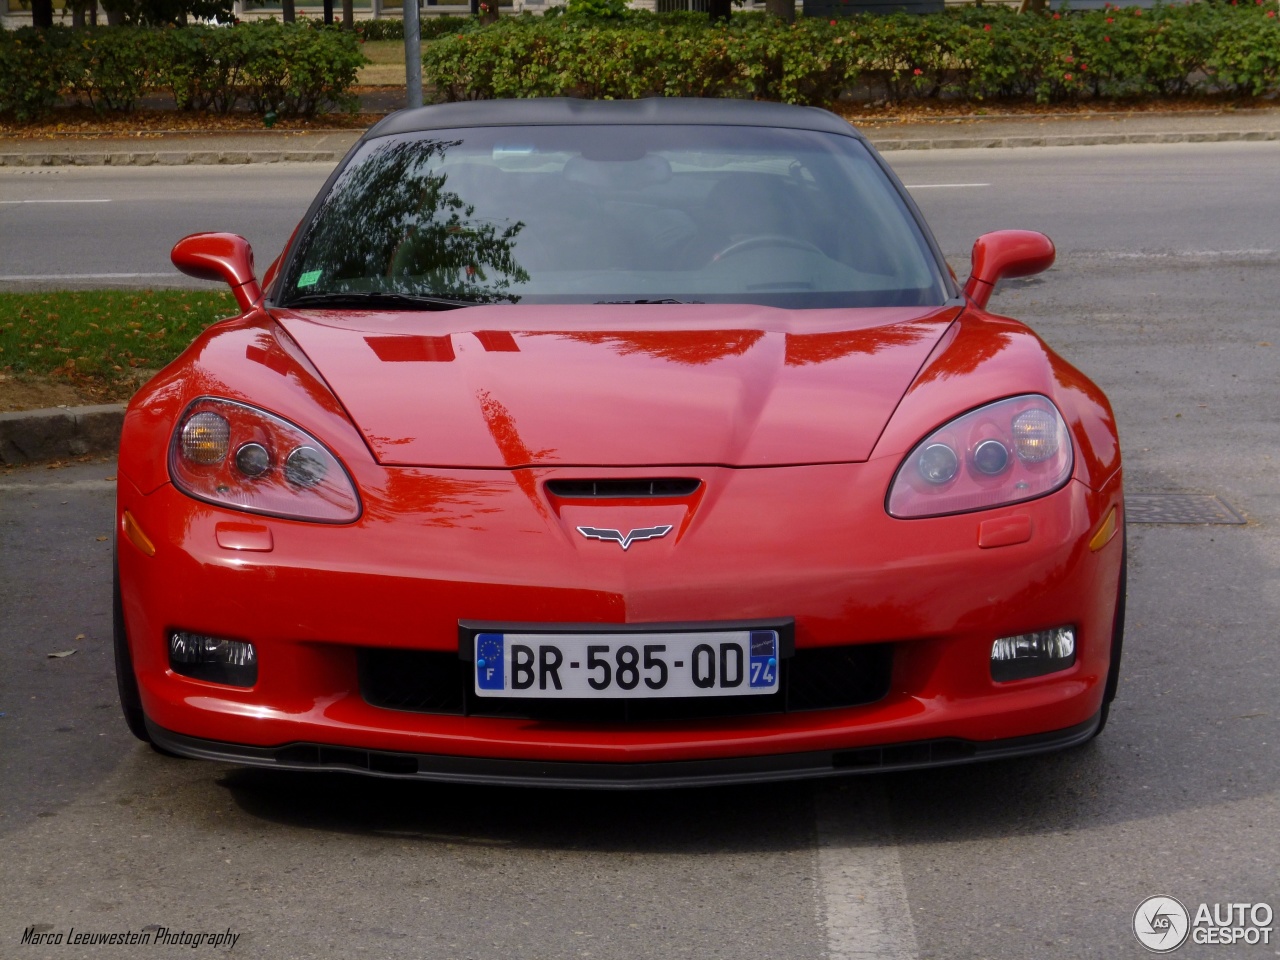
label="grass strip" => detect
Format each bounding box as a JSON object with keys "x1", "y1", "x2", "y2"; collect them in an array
[{"x1": 0, "y1": 289, "x2": 238, "y2": 400}]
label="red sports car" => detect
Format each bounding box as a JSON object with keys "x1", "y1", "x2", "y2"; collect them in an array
[{"x1": 114, "y1": 98, "x2": 1125, "y2": 788}]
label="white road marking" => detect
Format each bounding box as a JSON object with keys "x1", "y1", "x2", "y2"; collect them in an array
[
  {"x1": 902, "y1": 183, "x2": 990, "y2": 189},
  {"x1": 1068, "y1": 248, "x2": 1279, "y2": 261},
  {"x1": 0, "y1": 272, "x2": 176, "y2": 281},
  {"x1": 0, "y1": 199, "x2": 113, "y2": 204},
  {"x1": 816, "y1": 783, "x2": 921, "y2": 960},
  {"x1": 0, "y1": 480, "x2": 117, "y2": 491}
]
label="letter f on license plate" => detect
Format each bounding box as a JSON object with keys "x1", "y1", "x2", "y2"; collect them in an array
[{"x1": 475, "y1": 634, "x2": 505, "y2": 690}]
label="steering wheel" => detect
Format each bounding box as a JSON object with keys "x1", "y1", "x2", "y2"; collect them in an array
[{"x1": 710, "y1": 234, "x2": 825, "y2": 263}]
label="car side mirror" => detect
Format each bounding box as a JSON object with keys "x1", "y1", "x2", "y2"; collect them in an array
[
  {"x1": 963, "y1": 230, "x2": 1055, "y2": 310},
  {"x1": 171, "y1": 232, "x2": 263, "y2": 313}
]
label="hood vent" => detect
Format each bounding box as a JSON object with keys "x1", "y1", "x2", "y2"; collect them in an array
[{"x1": 545, "y1": 478, "x2": 701, "y2": 499}]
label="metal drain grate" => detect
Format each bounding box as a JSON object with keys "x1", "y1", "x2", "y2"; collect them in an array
[{"x1": 1125, "y1": 494, "x2": 1246, "y2": 525}]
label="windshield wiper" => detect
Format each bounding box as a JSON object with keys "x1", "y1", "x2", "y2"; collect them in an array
[
  {"x1": 594, "y1": 298, "x2": 703, "y2": 305},
  {"x1": 283, "y1": 291, "x2": 480, "y2": 311}
]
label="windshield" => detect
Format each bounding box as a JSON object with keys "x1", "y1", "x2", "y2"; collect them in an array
[{"x1": 278, "y1": 124, "x2": 949, "y2": 310}]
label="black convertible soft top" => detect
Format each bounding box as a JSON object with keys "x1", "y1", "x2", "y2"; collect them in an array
[{"x1": 365, "y1": 97, "x2": 863, "y2": 140}]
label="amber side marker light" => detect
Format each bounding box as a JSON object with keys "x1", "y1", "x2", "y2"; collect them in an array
[
  {"x1": 1089, "y1": 506, "x2": 1119, "y2": 552},
  {"x1": 122, "y1": 511, "x2": 156, "y2": 557}
]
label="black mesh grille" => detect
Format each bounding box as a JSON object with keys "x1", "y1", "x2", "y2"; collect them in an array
[
  {"x1": 359, "y1": 643, "x2": 891, "y2": 721},
  {"x1": 545, "y1": 478, "x2": 702, "y2": 499}
]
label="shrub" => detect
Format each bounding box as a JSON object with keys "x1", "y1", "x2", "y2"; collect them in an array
[
  {"x1": 423, "y1": 2, "x2": 1280, "y2": 107},
  {"x1": 71, "y1": 26, "x2": 169, "y2": 112},
  {"x1": 237, "y1": 22, "x2": 367, "y2": 116},
  {"x1": 0, "y1": 27, "x2": 76, "y2": 121},
  {"x1": 164, "y1": 25, "x2": 253, "y2": 113}
]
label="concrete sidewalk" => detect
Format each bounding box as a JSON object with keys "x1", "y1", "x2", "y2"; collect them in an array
[{"x1": 3, "y1": 106, "x2": 1280, "y2": 166}]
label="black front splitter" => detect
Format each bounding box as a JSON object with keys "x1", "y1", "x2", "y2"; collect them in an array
[{"x1": 145, "y1": 714, "x2": 1101, "y2": 790}]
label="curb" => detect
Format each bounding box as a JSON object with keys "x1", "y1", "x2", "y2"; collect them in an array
[
  {"x1": 870, "y1": 128, "x2": 1280, "y2": 151},
  {"x1": 0, "y1": 404, "x2": 125, "y2": 465},
  {"x1": 3, "y1": 128, "x2": 1279, "y2": 166}
]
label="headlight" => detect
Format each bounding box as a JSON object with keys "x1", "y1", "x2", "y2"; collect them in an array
[
  {"x1": 886, "y1": 395, "x2": 1073, "y2": 519},
  {"x1": 169, "y1": 397, "x2": 361, "y2": 523}
]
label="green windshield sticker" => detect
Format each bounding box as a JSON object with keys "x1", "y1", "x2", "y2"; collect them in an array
[{"x1": 297, "y1": 270, "x2": 322, "y2": 288}]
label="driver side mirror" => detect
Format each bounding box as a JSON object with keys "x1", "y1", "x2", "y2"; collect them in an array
[
  {"x1": 963, "y1": 230, "x2": 1055, "y2": 310},
  {"x1": 171, "y1": 233, "x2": 263, "y2": 313}
]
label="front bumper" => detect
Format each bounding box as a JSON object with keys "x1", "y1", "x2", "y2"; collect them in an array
[
  {"x1": 117, "y1": 458, "x2": 1124, "y2": 779},
  {"x1": 147, "y1": 713, "x2": 1102, "y2": 789}
]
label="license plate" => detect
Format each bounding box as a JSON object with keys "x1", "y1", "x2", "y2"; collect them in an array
[{"x1": 473, "y1": 630, "x2": 781, "y2": 699}]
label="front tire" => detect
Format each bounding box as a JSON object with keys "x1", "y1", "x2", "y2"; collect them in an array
[
  {"x1": 113, "y1": 552, "x2": 151, "y2": 744},
  {"x1": 1092, "y1": 534, "x2": 1127, "y2": 738}
]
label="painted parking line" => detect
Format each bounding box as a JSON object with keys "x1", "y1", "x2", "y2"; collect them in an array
[
  {"x1": 816, "y1": 783, "x2": 921, "y2": 960},
  {"x1": 902, "y1": 183, "x2": 991, "y2": 189},
  {"x1": 0, "y1": 199, "x2": 113, "y2": 204}
]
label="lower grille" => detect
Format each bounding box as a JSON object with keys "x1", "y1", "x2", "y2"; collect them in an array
[{"x1": 359, "y1": 643, "x2": 892, "y2": 721}]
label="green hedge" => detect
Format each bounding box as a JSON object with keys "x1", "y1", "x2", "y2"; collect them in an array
[
  {"x1": 0, "y1": 22, "x2": 366, "y2": 121},
  {"x1": 423, "y1": 2, "x2": 1280, "y2": 105},
  {"x1": 6, "y1": 4, "x2": 1279, "y2": 124},
  {"x1": 355, "y1": 15, "x2": 483, "y2": 40}
]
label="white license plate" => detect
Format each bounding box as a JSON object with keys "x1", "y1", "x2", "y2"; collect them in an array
[{"x1": 473, "y1": 630, "x2": 780, "y2": 699}]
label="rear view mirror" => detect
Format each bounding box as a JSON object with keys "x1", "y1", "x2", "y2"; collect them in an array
[
  {"x1": 964, "y1": 230, "x2": 1055, "y2": 310},
  {"x1": 171, "y1": 233, "x2": 262, "y2": 313}
]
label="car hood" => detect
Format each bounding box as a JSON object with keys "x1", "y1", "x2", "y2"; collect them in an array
[{"x1": 271, "y1": 304, "x2": 959, "y2": 468}]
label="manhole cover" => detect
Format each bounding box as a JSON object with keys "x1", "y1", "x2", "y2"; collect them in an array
[{"x1": 1125, "y1": 494, "x2": 1246, "y2": 525}]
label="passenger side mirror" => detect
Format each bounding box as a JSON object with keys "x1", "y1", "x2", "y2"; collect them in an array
[
  {"x1": 171, "y1": 233, "x2": 263, "y2": 313},
  {"x1": 963, "y1": 230, "x2": 1055, "y2": 310}
]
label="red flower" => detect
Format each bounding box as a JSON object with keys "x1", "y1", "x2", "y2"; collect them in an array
[
  {"x1": 1064, "y1": 54, "x2": 1073, "y2": 62},
  {"x1": 1103, "y1": 35, "x2": 1110, "y2": 41},
  {"x1": 1063, "y1": 72, "x2": 1073, "y2": 80},
  {"x1": 830, "y1": 18, "x2": 837, "y2": 24},
  {"x1": 983, "y1": 23, "x2": 991, "y2": 30},
  {"x1": 1269, "y1": 9, "x2": 1276, "y2": 16},
  {"x1": 1105, "y1": 16, "x2": 1113, "y2": 22},
  {"x1": 1052, "y1": 11, "x2": 1060, "y2": 18},
  {"x1": 913, "y1": 67, "x2": 923, "y2": 75}
]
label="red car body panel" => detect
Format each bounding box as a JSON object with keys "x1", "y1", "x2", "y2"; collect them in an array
[
  {"x1": 116, "y1": 302, "x2": 1124, "y2": 775},
  {"x1": 269, "y1": 305, "x2": 959, "y2": 468},
  {"x1": 114, "y1": 101, "x2": 1123, "y2": 786}
]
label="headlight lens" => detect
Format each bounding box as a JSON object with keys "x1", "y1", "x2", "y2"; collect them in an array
[
  {"x1": 169, "y1": 397, "x2": 360, "y2": 523},
  {"x1": 886, "y1": 395, "x2": 1073, "y2": 519}
]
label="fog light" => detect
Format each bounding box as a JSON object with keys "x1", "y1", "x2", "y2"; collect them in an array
[
  {"x1": 990, "y1": 626, "x2": 1075, "y2": 682},
  {"x1": 169, "y1": 631, "x2": 258, "y2": 687}
]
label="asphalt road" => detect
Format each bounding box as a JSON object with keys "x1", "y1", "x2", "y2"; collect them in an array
[
  {"x1": 0, "y1": 164, "x2": 325, "y2": 288},
  {"x1": 1, "y1": 142, "x2": 1278, "y2": 959}
]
